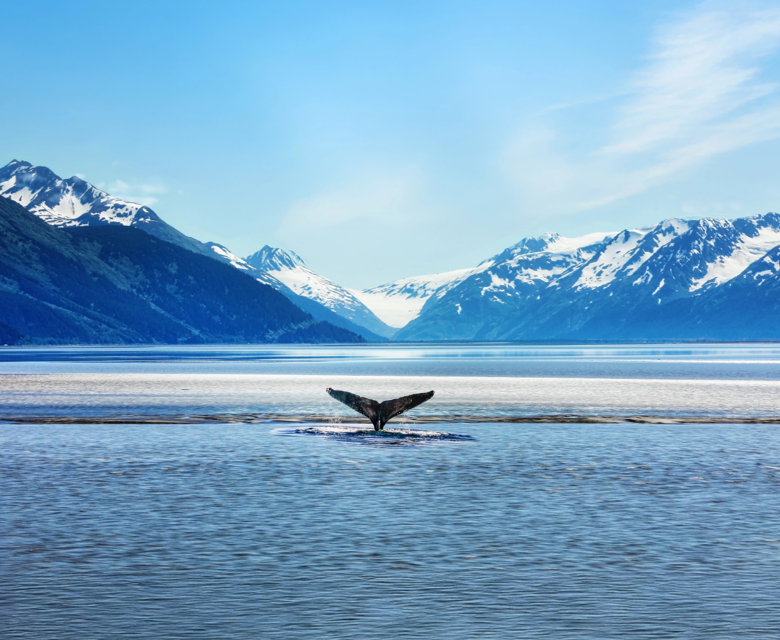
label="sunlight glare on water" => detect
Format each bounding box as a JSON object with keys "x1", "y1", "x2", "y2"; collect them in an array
[{"x1": 3, "y1": 373, "x2": 780, "y2": 421}]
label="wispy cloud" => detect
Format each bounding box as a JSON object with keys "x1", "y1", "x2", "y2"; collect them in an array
[
  {"x1": 277, "y1": 166, "x2": 425, "y2": 233},
  {"x1": 97, "y1": 179, "x2": 168, "y2": 207},
  {"x1": 503, "y1": 2, "x2": 780, "y2": 213}
]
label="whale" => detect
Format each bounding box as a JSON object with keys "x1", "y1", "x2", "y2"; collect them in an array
[{"x1": 326, "y1": 388, "x2": 434, "y2": 430}]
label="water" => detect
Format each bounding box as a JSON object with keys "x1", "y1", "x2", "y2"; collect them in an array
[{"x1": 2, "y1": 344, "x2": 780, "y2": 638}]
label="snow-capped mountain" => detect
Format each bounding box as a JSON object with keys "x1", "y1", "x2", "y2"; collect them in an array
[
  {"x1": 0, "y1": 195, "x2": 364, "y2": 345},
  {"x1": 0, "y1": 160, "x2": 148, "y2": 227},
  {"x1": 564, "y1": 216, "x2": 780, "y2": 298},
  {"x1": 396, "y1": 213, "x2": 780, "y2": 341},
  {"x1": 0, "y1": 159, "x2": 390, "y2": 341},
  {"x1": 351, "y1": 268, "x2": 475, "y2": 328},
  {"x1": 351, "y1": 232, "x2": 611, "y2": 331},
  {"x1": 395, "y1": 231, "x2": 613, "y2": 340},
  {"x1": 0, "y1": 159, "x2": 227, "y2": 262},
  {"x1": 205, "y1": 242, "x2": 255, "y2": 271},
  {"x1": 206, "y1": 242, "x2": 389, "y2": 340},
  {"x1": 245, "y1": 246, "x2": 396, "y2": 338},
  {"x1": 9, "y1": 158, "x2": 780, "y2": 342}
]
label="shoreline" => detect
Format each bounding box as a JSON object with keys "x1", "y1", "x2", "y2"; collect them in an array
[{"x1": 4, "y1": 413, "x2": 780, "y2": 425}]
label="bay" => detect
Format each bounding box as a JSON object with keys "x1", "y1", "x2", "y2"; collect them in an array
[{"x1": 2, "y1": 344, "x2": 780, "y2": 639}]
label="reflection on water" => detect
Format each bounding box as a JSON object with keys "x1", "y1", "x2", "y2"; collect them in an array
[
  {"x1": 4, "y1": 342, "x2": 780, "y2": 362},
  {"x1": 3, "y1": 342, "x2": 780, "y2": 380},
  {"x1": 3, "y1": 372, "x2": 780, "y2": 422}
]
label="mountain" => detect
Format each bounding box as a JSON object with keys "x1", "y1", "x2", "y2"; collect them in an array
[
  {"x1": 350, "y1": 268, "x2": 475, "y2": 329},
  {"x1": 0, "y1": 159, "x2": 387, "y2": 341},
  {"x1": 673, "y1": 244, "x2": 780, "y2": 339},
  {"x1": 0, "y1": 195, "x2": 363, "y2": 344},
  {"x1": 395, "y1": 214, "x2": 780, "y2": 342},
  {"x1": 9, "y1": 159, "x2": 780, "y2": 343},
  {"x1": 245, "y1": 246, "x2": 396, "y2": 338},
  {"x1": 0, "y1": 159, "x2": 227, "y2": 261},
  {"x1": 394, "y1": 231, "x2": 613, "y2": 340}
]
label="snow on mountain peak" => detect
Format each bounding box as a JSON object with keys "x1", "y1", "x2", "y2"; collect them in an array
[
  {"x1": 0, "y1": 159, "x2": 265, "y2": 273},
  {"x1": 245, "y1": 245, "x2": 394, "y2": 337},
  {"x1": 504, "y1": 233, "x2": 560, "y2": 256},
  {"x1": 660, "y1": 218, "x2": 691, "y2": 235},
  {"x1": 3, "y1": 159, "x2": 32, "y2": 172},
  {"x1": 688, "y1": 214, "x2": 780, "y2": 292},
  {"x1": 207, "y1": 243, "x2": 253, "y2": 271},
  {"x1": 543, "y1": 231, "x2": 616, "y2": 254},
  {"x1": 355, "y1": 232, "x2": 617, "y2": 329},
  {"x1": 569, "y1": 213, "x2": 780, "y2": 294},
  {"x1": 574, "y1": 227, "x2": 654, "y2": 289},
  {"x1": 245, "y1": 245, "x2": 306, "y2": 271},
  {"x1": 503, "y1": 231, "x2": 614, "y2": 258},
  {"x1": 0, "y1": 159, "x2": 156, "y2": 227}
]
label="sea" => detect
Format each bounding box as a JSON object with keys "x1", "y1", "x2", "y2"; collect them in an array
[{"x1": 2, "y1": 343, "x2": 780, "y2": 639}]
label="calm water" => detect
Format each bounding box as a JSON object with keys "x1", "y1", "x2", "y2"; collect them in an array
[{"x1": 2, "y1": 344, "x2": 780, "y2": 638}]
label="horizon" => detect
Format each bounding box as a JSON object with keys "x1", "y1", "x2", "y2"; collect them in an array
[{"x1": 4, "y1": 1, "x2": 780, "y2": 288}]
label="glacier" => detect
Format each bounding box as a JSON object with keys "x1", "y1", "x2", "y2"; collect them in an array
[{"x1": 351, "y1": 268, "x2": 475, "y2": 328}]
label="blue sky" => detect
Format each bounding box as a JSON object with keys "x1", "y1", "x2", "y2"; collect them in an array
[{"x1": 3, "y1": 0, "x2": 780, "y2": 288}]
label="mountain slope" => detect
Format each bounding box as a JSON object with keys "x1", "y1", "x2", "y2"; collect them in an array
[
  {"x1": 397, "y1": 214, "x2": 780, "y2": 342},
  {"x1": 246, "y1": 246, "x2": 396, "y2": 338},
  {"x1": 0, "y1": 196, "x2": 363, "y2": 344},
  {"x1": 395, "y1": 231, "x2": 613, "y2": 340},
  {"x1": 1, "y1": 159, "x2": 388, "y2": 341},
  {"x1": 0, "y1": 159, "x2": 226, "y2": 261},
  {"x1": 674, "y1": 245, "x2": 780, "y2": 340},
  {"x1": 489, "y1": 214, "x2": 780, "y2": 341}
]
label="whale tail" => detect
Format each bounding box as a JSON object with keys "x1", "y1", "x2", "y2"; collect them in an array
[{"x1": 326, "y1": 388, "x2": 434, "y2": 430}]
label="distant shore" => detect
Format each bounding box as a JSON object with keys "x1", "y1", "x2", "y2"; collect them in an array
[{"x1": 5, "y1": 413, "x2": 780, "y2": 425}]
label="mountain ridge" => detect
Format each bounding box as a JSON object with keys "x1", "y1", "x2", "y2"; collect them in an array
[
  {"x1": 246, "y1": 245, "x2": 396, "y2": 338},
  {"x1": 6, "y1": 159, "x2": 780, "y2": 343},
  {"x1": 0, "y1": 195, "x2": 363, "y2": 344},
  {"x1": 0, "y1": 160, "x2": 388, "y2": 341},
  {"x1": 0, "y1": 159, "x2": 224, "y2": 261},
  {"x1": 395, "y1": 213, "x2": 780, "y2": 341}
]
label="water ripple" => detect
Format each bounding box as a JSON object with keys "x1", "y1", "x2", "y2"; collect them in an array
[
  {"x1": 3, "y1": 421, "x2": 780, "y2": 638},
  {"x1": 275, "y1": 424, "x2": 476, "y2": 446}
]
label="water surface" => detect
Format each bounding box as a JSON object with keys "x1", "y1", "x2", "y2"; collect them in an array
[{"x1": 2, "y1": 344, "x2": 780, "y2": 638}]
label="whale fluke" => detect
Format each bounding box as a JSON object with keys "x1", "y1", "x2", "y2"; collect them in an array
[{"x1": 326, "y1": 388, "x2": 434, "y2": 430}]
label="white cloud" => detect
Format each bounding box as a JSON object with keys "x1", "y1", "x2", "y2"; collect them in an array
[
  {"x1": 97, "y1": 179, "x2": 168, "y2": 207},
  {"x1": 503, "y1": 2, "x2": 780, "y2": 213},
  {"x1": 603, "y1": 8, "x2": 780, "y2": 156}
]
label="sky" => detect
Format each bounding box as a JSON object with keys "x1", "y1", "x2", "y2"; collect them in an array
[{"x1": 3, "y1": 0, "x2": 780, "y2": 288}]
